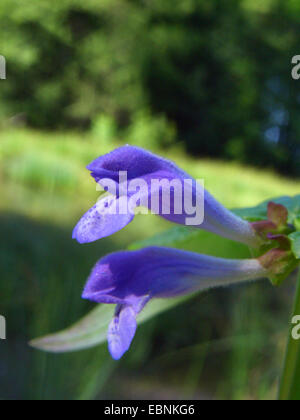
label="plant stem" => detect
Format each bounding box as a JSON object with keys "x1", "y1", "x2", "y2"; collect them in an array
[{"x1": 278, "y1": 269, "x2": 300, "y2": 400}]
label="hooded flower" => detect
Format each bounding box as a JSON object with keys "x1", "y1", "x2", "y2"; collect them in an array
[
  {"x1": 73, "y1": 146, "x2": 260, "y2": 248},
  {"x1": 82, "y1": 246, "x2": 267, "y2": 360}
]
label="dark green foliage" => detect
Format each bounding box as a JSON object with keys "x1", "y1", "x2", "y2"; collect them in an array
[{"x1": 1, "y1": 0, "x2": 300, "y2": 175}]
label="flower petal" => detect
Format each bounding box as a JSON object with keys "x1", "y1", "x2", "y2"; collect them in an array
[
  {"x1": 82, "y1": 247, "x2": 267, "y2": 305},
  {"x1": 87, "y1": 145, "x2": 183, "y2": 182},
  {"x1": 72, "y1": 195, "x2": 134, "y2": 244},
  {"x1": 107, "y1": 305, "x2": 137, "y2": 360}
]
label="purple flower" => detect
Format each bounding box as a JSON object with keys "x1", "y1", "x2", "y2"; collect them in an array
[
  {"x1": 82, "y1": 247, "x2": 267, "y2": 360},
  {"x1": 73, "y1": 146, "x2": 260, "y2": 247}
]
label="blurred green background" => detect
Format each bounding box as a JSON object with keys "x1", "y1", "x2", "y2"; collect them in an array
[{"x1": 0, "y1": 0, "x2": 300, "y2": 400}]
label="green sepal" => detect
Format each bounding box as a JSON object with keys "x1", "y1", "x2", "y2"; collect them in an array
[
  {"x1": 289, "y1": 231, "x2": 300, "y2": 260},
  {"x1": 259, "y1": 250, "x2": 300, "y2": 286}
]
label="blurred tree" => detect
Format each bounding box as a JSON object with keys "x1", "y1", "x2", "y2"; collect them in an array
[{"x1": 0, "y1": 0, "x2": 299, "y2": 175}]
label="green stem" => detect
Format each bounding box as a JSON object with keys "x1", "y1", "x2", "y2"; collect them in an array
[{"x1": 278, "y1": 269, "x2": 300, "y2": 400}]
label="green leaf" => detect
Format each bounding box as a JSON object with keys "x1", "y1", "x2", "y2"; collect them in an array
[
  {"x1": 288, "y1": 196, "x2": 300, "y2": 225},
  {"x1": 289, "y1": 232, "x2": 300, "y2": 259},
  {"x1": 129, "y1": 226, "x2": 197, "y2": 250},
  {"x1": 130, "y1": 195, "x2": 300, "y2": 258},
  {"x1": 30, "y1": 296, "x2": 189, "y2": 353},
  {"x1": 130, "y1": 226, "x2": 251, "y2": 259},
  {"x1": 294, "y1": 218, "x2": 300, "y2": 232},
  {"x1": 233, "y1": 195, "x2": 300, "y2": 224}
]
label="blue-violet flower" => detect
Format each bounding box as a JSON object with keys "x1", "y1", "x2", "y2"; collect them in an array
[
  {"x1": 73, "y1": 146, "x2": 260, "y2": 248},
  {"x1": 82, "y1": 246, "x2": 267, "y2": 359}
]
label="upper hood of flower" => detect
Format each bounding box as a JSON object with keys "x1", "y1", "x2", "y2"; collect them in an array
[
  {"x1": 87, "y1": 145, "x2": 185, "y2": 183},
  {"x1": 82, "y1": 247, "x2": 266, "y2": 307}
]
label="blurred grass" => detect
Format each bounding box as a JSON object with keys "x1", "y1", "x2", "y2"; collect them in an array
[{"x1": 0, "y1": 128, "x2": 299, "y2": 400}]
